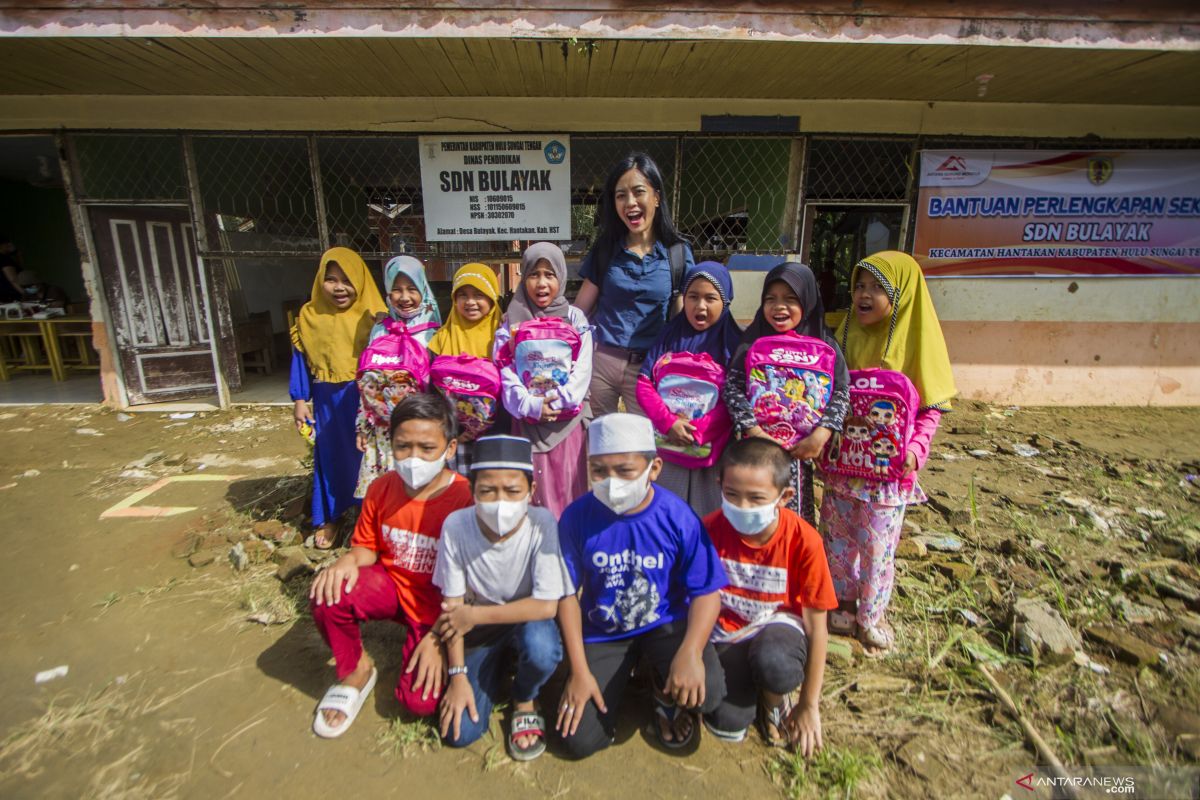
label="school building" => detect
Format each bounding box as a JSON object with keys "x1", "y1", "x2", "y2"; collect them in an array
[{"x1": 0, "y1": 1, "x2": 1197, "y2": 408}]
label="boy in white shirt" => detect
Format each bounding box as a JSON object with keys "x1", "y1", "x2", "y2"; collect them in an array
[{"x1": 432, "y1": 434, "x2": 573, "y2": 761}]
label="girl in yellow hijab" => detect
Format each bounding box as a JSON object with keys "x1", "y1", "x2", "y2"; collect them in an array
[
  {"x1": 427, "y1": 263, "x2": 501, "y2": 358},
  {"x1": 820, "y1": 251, "x2": 956, "y2": 655},
  {"x1": 427, "y1": 263, "x2": 503, "y2": 475},
  {"x1": 290, "y1": 247, "x2": 387, "y2": 548}
]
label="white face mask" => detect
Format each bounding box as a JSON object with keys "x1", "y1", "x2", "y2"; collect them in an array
[
  {"x1": 397, "y1": 305, "x2": 422, "y2": 321},
  {"x1": 394, "y1": 448, "x2": 447, "y2": 491},
  {"x1": 721, "y1": 495, "x2": 781, "y2": 536},
  {"x1": 592, "y1": 462, "x2": 653, "y2": 515},
  {"x1": 476, "y1": 496, "x2": 530, "y2": 536}
]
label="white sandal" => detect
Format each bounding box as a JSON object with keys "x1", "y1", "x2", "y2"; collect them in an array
[{"x1": 312, "y1": 667, "x2": 377, "y2": 739}]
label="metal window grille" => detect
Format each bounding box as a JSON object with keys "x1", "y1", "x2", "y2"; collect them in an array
[
  {"x1": 70, "y1": 133, "x2": 188, "y2": 202},
  {"x1": 191, "y1": 135, "x2": 321, "y2": 255},
  {"x1": 61, "y1": 130, "x2": 1199, "y2": 267},
  {"x1": 677, "y1": 136, "x2": 797, "y2": 257},
  {"x1": 804, "y1": 137, "x2": 915, "y2": 202}
]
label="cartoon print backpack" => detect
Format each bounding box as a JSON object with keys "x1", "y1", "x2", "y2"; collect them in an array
[
  {"x1": 356, "y1": 319, "x2": 430, "y2": 426},
  {"x1": 820, "y1": 368, "x2": 919, "y2": 482},
  {"x1": 745, "y1": 332, "x2": 836, "y2": 450},
  {"x1": 430, "y1": 354, "x2": 502, "y2": 442},
  {"x1": 503, "y1": 317, "x2": 583, "y2": 421},
  {"x1": 650, "y1": 352, "x2": 732, "y2": 468}
]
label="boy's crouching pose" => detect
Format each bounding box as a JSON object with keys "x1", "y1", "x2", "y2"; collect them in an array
[
  {"x1": 310, "y1": 393, "x2": 472, "y2": 738},
  {"x1": 433, "y1": 435, "x2": 573, "y2": 761},
  {"x1": 555, "y1": 413, "x2": 728, "y2": 756},
  {"x1": 702, "y1": 437, "x2": 836, "y2": 756}
]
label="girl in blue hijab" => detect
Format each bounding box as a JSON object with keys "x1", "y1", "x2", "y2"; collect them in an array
[
  {"x1": 355, "y1": 255, "x2": 442, "y2": 499},
  {"x1": 635, "y1": 261, "x2": 743, "y2": 516},
  {"x1": 369, "y1": 255, "x2": 441, "y2": 346}
]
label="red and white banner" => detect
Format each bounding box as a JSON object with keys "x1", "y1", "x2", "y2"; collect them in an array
[{"x1": 914, "y1": 150, "x2": 1200, "y2": 276}]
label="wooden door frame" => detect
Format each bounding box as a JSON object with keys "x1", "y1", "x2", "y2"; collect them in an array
[{"x1": 78, "y1": 202, "x2": 228, "y2": 408}]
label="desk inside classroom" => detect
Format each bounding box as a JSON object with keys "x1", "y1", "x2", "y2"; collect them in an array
[{"x1": 0, "y1": 315, "x2": 93, "y2": 382}]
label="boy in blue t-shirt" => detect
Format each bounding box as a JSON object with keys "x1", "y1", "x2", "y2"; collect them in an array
[{"x1": 554, "y1": 413, "x2": 727, "y2": 756}]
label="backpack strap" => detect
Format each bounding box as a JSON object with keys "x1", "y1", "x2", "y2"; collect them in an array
[{"x1": 668, "y1": 241, "x2": 686, "y2": 297}]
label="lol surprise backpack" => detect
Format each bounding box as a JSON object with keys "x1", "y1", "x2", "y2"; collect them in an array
[
  {"x1": 650, "y1": 352, "x2": 732, "y2": 468},
  {"x1": 503, "y1": 317, "x2": 583, "y2": 422},
  {"x1": 356, "y1": 319, "x2": 430, "y2": 426},
  {"x1": 821, "y1": 368, "x2": 919, "y2": 482},
  {"x1": 745, "y1": 332, "x2": 836, "y2": 449},
  {"x1": 430, "y1": 354, "x2": 502, "y2": 442}
]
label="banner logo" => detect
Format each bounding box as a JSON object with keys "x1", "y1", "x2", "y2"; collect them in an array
[{"x1": 1088, "y1": 156, "x2": 1114, "y2": 186}]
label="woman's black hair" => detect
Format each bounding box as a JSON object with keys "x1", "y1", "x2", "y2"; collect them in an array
[
  {"x1": 595, "y1": 153, "x2": 685, "y2": 251},
  {"x1": 389, "y1": 392, "x2": 459, "y2": 442}
]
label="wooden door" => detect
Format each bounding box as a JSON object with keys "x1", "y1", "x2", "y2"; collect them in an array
[{"x1": 88, "y1": 206, "x2": 217, "y2": 404}]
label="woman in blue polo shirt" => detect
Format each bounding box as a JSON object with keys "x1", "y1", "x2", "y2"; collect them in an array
[{"x1": 573, "y1": 153, "x2": 694, "y2": 416}]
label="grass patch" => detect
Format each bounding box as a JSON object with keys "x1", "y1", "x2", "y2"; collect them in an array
[
  {"x1": 767, "y1": 745, "x2": 882, "y2": 800},
  {"x1": 377, "y1": 717, "x2": 440, "y2": 758},
  {"x1": 233, "y1": 567, "x2": 309, "y2": 626}
]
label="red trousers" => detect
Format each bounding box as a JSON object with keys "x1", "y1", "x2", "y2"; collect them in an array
[{"x1": 310, "y1": 563, "x2": 440, "y2": 717}]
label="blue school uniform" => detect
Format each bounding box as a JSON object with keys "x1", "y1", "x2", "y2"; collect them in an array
[
  {"x1": 558, "y1": 484, "x2": 727, "y2": 643},
  {"x1": 290, "y1": 350, "x2": 362, "y2": 528},
  {"x1": 580, "y1": 240, "x2": 695, "y2": 352}
]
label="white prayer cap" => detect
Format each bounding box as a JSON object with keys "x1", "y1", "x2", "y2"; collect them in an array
[{"x1": 588, "y1": 413, "x2": 655, "y2": 456}]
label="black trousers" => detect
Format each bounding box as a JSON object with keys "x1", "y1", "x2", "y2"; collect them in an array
[
  {"x1": 705, "y1": 622, "x2": 808, "y2": 733},
  {"x1": 557, "y1": 620, "x2": 726, "y2": 758}
]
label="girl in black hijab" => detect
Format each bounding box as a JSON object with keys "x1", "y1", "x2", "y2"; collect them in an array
[{"x1": 724, "y1": 262, "x2": 850, "y2": 523}]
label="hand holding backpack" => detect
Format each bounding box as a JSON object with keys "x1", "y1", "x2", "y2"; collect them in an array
[
  {"x1": 820, "y1": 368, "x2": 920, "y2": 483},
  {"x1": 356, "y1": 319, "x2": 430, "y2": 427},
  {"x1": 430, "y1": 354, "x2": 502, "y2": 442},
  {"x1": 498, "y1": 317, "x2": 584, "y2": 422},
  {"x1": 649, "y1": 351, "x2": 732, "y2": 468},
  {"x1": 745, "y1": 332, "x2": 837, "y2": 450}
]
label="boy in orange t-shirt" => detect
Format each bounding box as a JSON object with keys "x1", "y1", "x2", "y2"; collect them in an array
[
  {"x1": 309, "y1": 393, "x2": 473, "y2": 739},
  {"x1": 702, "y1": 437, "x2": 836, "y2": 756}
]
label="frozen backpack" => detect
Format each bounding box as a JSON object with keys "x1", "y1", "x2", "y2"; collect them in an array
[
  {"x1": 356, "y1": 319, "x2": 430, "y2": 426},
  {"x1": 504, "y1": 317, "x2": 583, "y2": 422},
  {"x1": 745, "y1": 332, "x2": 836, "y2": 450},
  {"x1": 650, "y1": 352, "x2": 732, "y2": 468},
  {"x1": 820, "y1": 368, "x2": 919, "y2": 482},
  {"x1": 430, "y1": 354, "x2": 502, "y2": 442}
]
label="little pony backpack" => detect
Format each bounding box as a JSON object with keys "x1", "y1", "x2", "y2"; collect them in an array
[
  {"x1": 356, "y1": 319, "x2": 430, "y2": 426},
  {"x1": 745, "y1": 332, "x2": 836, "y2": 449},
  {"x1": 504, "y1": 318, "x2": 583, "y2": 421},
  {"x1": 820, "y1": 368, "x2": 919, "y2": 482},
  {"x1": 430, "y1": 354, "x2": 502, "y2": 442},
  {"x1": 650, "y1": 352, "x2": 732, "y2": 468}
]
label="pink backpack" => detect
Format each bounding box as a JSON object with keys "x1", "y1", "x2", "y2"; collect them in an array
[
  {"x1": 503, "y1": 318, "x2": 583, "y2": 421},
  {"x1": 357, "y1": 319, "x2": 430, "y2": 426},
  {"x1": 650, "y1": 352, "x2": 732, "y2": 468},
  {"x1": 821, "y1": 368, "x2": 919, "y2": 482},
  {"x1": 430, "y1": 354, "x2": 502, "y2": 442},
  {"x1": 745, "y1": 332, "x2": 836, "y2": 449}
]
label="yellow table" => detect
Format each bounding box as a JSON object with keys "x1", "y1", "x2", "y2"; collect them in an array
[
  {"x1": 0, "y1": 314, "x2": 90, "y2": 382},
  {"x1": 40, "y1": 315, "x2": 93, "y2": 381}
]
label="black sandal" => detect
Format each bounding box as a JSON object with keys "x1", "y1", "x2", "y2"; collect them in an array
[
  {"x1": 508, "y1": 710, "x2": 547, "y2": 761},
  {"x1": 653, "y1": 694, "x2": 696, "y2": 750}
]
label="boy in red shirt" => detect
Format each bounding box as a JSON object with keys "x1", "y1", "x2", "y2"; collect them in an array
[
  {"x1": 309, "y1": 393, "x2": 474, "y2": 738},
  {"x1": 702, "y1": 437, "x2": 836, "y2": 756}
]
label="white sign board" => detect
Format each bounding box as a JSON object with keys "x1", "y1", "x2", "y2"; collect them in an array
[{"x1": 418, "y1": 135, "x2": 571, "y2": 242}]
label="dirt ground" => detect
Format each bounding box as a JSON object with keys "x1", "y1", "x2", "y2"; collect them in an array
[{"x1": 0, "y1": 401, "x2": 1197, "y2": 799}]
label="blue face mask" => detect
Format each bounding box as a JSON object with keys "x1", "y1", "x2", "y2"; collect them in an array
[
  {"x1": 23, "y1": 286, "x2": 37, "y2": 295},
  {"x1": 721, "y1": 495, "x2": 780, "y2": 536}
]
